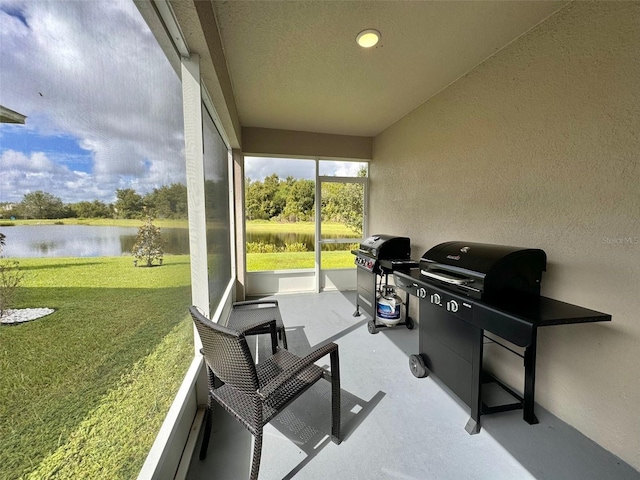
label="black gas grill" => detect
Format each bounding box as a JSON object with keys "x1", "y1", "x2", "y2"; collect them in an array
[
  {"x1": 394, "y1": 240, "x2": 611, "y2": 434},
  {"x1": 419, "y1": 241, "x2": 547, "y2": 300},
  {"x1": 352, "y1": 234, "x2": 413, "y2": 274},
  {"x1": 351, "y1": 234, "x2": 417, "y2": 333}
]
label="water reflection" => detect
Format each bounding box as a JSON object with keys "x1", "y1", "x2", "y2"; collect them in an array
[
  {"x1": 0, "y1": 225, "x2": 357, "y2": 258},
  {"x1": 1, "y1": 225, "x2": 190, "y2": 258},
  {"x1": 245, "y1": 231, "x2": 358, "y2": 251}
]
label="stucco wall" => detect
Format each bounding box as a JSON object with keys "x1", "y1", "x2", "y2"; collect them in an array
[{"x1": 371, "y1": 2, "x2": 639, "y2": 470}]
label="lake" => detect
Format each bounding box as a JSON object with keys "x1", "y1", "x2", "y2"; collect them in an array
[
  {"x1": 245, "y1": 231, "x2": 358, "y2": 251},
  {"x1": 0, "y1": 225, "x2": 357, "y2": 257},
  {"x1": 0, "y1": 225, "x2": 190, "y2": 258}
]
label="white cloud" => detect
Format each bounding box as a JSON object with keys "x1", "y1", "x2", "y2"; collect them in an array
[
  {"x1": 245, "y1": 157, "x2": 316, "y2": 182},
  {"x1": 244, "y1": 156, "x2": 368, "y2": 182},
  {"x1": 0, "y1": 0, "x2": 185, "y2": 202},
  {"x1": 0, "y1": 149, "x2": 120, "y2": 203}
]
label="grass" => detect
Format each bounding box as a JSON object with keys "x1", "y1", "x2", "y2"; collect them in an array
[
  {"x1": 246, "y1": 220, "x2": 359, "y2": 271},
  {"x1": 246, "y1": 220, "x2": 361, "y2": 237},
  {"x1": 247, "y1": 250, "x2": 356, "y2": 271},
  {"x1": 0, "y1": 256, "x2": 193, "y2": 480},
  {"x1": 5, "y1": 218, "x2": 188, "y2": 229},
  {"x1": 0, "y1": 219, "x2": 353, "y2": 477}
]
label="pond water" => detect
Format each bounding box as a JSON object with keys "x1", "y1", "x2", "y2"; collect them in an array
[
  {"x1": 0, "y1": 225, "x2": 359, "y2": 258},
  {"x1": 245, "y1": 231, "x2": 359, "y2": 251},
  {"x1": 0, "y1": 225, "x2": 190, "y2": 258}
]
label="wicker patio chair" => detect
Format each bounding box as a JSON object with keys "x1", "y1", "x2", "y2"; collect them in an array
[
  {"x1": 189, "y1": 306, "x2": 341, "y2": 480},
  {"x1": 227, "y1": 299, "x2": 288, "y2": 350}
]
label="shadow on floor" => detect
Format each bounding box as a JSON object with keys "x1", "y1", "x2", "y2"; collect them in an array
[
  {"x1": 188, "y1": 307, "x2": 386, "y2": 480},
  {"x1": 188, "y1": 291, "x2": 639, "y2": 480}
]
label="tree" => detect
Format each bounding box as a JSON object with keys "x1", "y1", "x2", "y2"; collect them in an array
[
  {"x1": 114, "y1": 188, "x2": 144, "y2": 219},
  {"x1": 282, "y1": 179, "x2": 315, "y2": 222},
  {"x1": 262, "y1": 174, "x2": 285, "y2": 218},
  {"x1": 320, "y1": 169, "x2": 365, "y2": 234},
  {"x1": 131, "y1": 216, "x2": 165, "y2": 267},
  {"x1": 144, "y1": 183, "x2": 188, "y2": 219},
  {"x1": 70, "y1": 200, "x2": 112, "y2": 218},
  {"x1": 245, "y1": 180, "x2": 268, "y2": 220},
  {"x1": 20, "y1": 191, "x2": 65, "y2": 219}
]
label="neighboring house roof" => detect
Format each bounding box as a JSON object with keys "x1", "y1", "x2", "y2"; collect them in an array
[{"x1": 0, "y1": 105, "x2": 27, "y2": 124}]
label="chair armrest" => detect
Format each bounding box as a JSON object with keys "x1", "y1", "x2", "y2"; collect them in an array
[
  {"x1": 233, "y1": 299, "x2": 279, "y2": 309},
  {"x1": 234, "y1": 318, "x2": 279, "y2": 354},
  {"x1": 234, "y1": 318, "x2": 277, "y2": 334},
  {"x1": 257, "y1": 342, "x2": 339, "y2": 400}
]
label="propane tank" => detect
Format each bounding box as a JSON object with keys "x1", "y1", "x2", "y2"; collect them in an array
[{"x1": 376, "y1": 285, "x2": 402, "y2": 326}]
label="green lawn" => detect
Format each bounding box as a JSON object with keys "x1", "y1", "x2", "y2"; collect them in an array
[
  {"x1": 0, "y1": 256, "x2": 193, "y2": 480},
  {"x1": 246, "y1": 219, "x2": 360, "y2": 237},
  {"x1": 0, "y1": 220, "x2": 356, "y2": 477},
  {"x1": 2, "y1": 218, "x2": 188, "y2": 229},
  {"x1": 246, "y1": 220, "x2": 359, "y2": 271},
  {"x1": 247, "y1": 250, "x2": 356, "y2": 271}
]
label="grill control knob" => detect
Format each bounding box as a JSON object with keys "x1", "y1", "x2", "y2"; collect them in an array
[
  {"x1": 431, "y1": 293, "x2": 441, "y2": 305},
  {"x1": 447, "y1": 300, "x2": 459, "y2": 313}
]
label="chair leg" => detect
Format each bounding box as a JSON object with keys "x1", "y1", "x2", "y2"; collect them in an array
[
  {"x1": 281, "y1": 328, "x2": 288, "y2": 350},
  {"x1": 249, "y1": 430, "x2": 263, "y2": 480},
  {"x1": 330, "y1": 348, "x2": 341, "y2": 444},
  {"x1": 199, "y1": 399, "x2": 213, "y2": 460}
]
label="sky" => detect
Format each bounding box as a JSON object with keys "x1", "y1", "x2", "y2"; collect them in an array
[
  {"x1": 0, "y1": 1, "x2": 367, "y2": 205},
  {"x1": 0, "y1": 0, "x2": 184, "y2": 204},
  {"x1": 245, "y1": 157, "x2": 366, "y2": 183}
]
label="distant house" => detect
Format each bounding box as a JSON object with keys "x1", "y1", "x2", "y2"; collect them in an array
[{"x1": 0, "y1": 105, "x2": 26, "y2": 124}]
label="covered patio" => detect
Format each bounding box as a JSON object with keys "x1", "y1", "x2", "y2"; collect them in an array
[
  {"x1": 134, "y1": 1, "x2": 640, "y2": 479},
  {"x1": 185, "y1": 291, "x2": 637, "y2": 480}
]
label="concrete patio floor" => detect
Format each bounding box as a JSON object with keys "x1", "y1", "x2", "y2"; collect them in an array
[{"x1": 187, "y1": 290, "x2": 638, "y2": 480}]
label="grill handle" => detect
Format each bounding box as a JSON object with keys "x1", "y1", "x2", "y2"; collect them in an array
[{"x1": 421, "y1": 269, "x2": 473, "y2": 286}]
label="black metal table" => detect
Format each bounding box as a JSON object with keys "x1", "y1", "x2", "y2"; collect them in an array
[{"x1": 395, "y1": 268, "x2": 611, "y2": 434}]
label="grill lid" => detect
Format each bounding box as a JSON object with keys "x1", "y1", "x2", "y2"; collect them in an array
[
  {"x1": 420, "y1": 241, "x2": 547, "y2": 299},
  {"x1": 358, "y1": 234, "x2": 411, "y2": 260}
]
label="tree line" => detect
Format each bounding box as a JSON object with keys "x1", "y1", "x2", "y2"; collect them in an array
[
  {"x1": 246, "y1": 172, "x2": 364, "y2": 234},
  {"x1": 1, "y1": 173, "x2": 364, "y2": 234},
  {"x1": 0, "y1": 184, "x2": 189, "y2": 220}
]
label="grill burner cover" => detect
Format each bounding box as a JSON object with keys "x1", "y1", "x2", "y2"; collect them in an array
[{"x1": 419, "y1": 241, "x2": 547, "y2": 300}]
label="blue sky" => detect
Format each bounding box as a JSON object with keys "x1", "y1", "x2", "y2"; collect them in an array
[
  {"x1": 0, "y1": 0, "x2": 184, "y2": 204},
  {"x1": 1, "y1": 126, "x2": 93, "y2": 173}
]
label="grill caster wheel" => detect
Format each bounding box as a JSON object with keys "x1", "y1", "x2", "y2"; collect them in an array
[
  {"x1": 367, "y1": 320, "x2": 379, "y2": 334},
  {"x1": 409, "y1": 354, "x2": 427, "y2": 378},
  {"x1": 406, "y1": 316, "x2": 414, "y2": 330}
]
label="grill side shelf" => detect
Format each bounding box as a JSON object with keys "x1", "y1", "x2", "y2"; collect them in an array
[{"x1": 394, "y1": 269, "x2": 611, "y2": 347}]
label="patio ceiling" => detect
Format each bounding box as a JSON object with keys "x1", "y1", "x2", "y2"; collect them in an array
[{"x1": 167, "y1": 0, "x2": 567, "y2": 142}]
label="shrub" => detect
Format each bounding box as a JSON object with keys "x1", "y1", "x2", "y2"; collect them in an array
[
  {"x1": 283, "y1": 242, "x2": 307, "y2": 252},
  {"x1": 132, "y1": 216, "x2": 165, "y2": 267},
  {"x1": 246, "y1": 242, "x2": 277, "y2": 254},
  {"x1": 0, "y1": 233, "x2": 24, "y2": 317},
  {"x1": 0, "y1": 260, "x2": 25, "y2": 317},
  {"x1": 0, "y1": 232, "x2": 25, "y2": 317},
  {"x1": 246, "y1": 242, "x2": 308, "y2": 253}
]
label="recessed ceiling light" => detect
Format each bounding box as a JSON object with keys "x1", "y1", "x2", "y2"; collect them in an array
[{"x1": 356, "y1": 29, "x2": 380, "y2": 48}]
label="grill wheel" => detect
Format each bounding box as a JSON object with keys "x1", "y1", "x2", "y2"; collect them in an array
[
  {"x1": 367, "y1": 320, "x2": 379, "y2": 334},
  {"x1": 410, "y1": 354, "x2": 427, "y2": 378}
]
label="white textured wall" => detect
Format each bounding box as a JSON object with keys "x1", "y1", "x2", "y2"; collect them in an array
[{"x1": 372, "y1": 2, "x2": 640, "y2": 470}]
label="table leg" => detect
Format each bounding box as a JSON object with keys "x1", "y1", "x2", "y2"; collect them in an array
[
  {"x1": 467, "y1": 327, "x2": 484, "y2": 434},
  {"x1": 523, "y1": 327, "x2": 539, "y2": 425}
]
